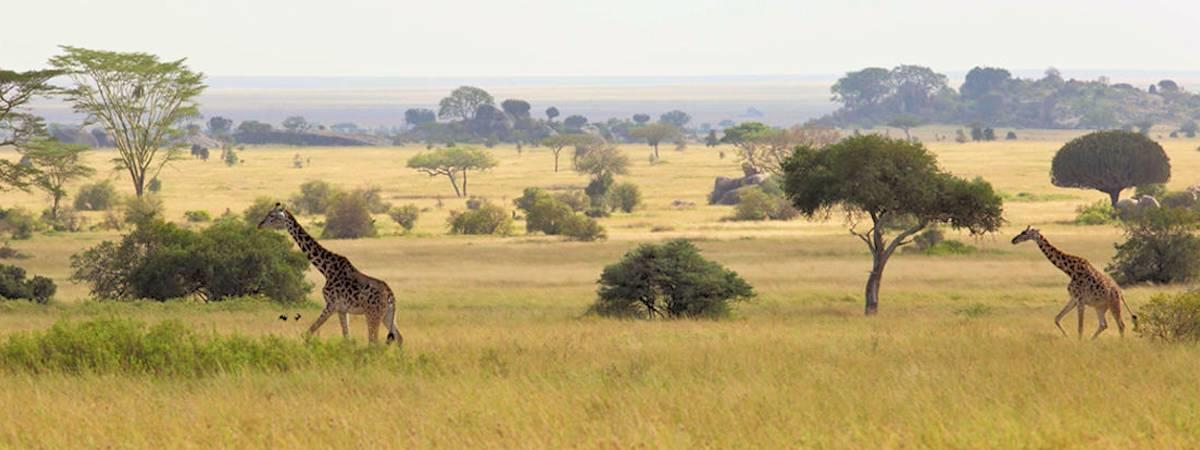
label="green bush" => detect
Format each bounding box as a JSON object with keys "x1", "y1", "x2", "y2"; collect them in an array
[
  {"x1": 357, "y1": 185, "x2": 392, "y2": 214},
  {"x1": 147, "y1": 177, "x2": 162, "y2": 193},
  {"x1": 123, "y1": 195, "x2": 164, "y2": 226},
  {"x1": 1137, "y1": 292, "x2": 1200, "y2": 342},
  {"x1": 74, "y1": 181, "x2": 117, "y2": 211},
  {"x1": 0, "y1": 318, "x2": 404, "y2": 376},
  {"x1": 290, "y1": 180, "x2": 340, "y2": 215},
  {"x1": 1135, "y1": 183, "x2": 1167, "y2": 199},
  {"x1": 731, "y1": 188, "x2": 797, "y2": 221},
  {"x1": 903, "y1": 228, "x2": 978, "y2": 255},
  {"x1": 1107, "y1": 208, "x2": 1200, "y2": 285},
  {"x1": 184, "y1": 210, "x2": 212, "y2": 223},
  {"x1": 592, "y1": 239, "x2": 754, "y2": 319},
  {"x1": 70, "y1": 219, "x2": 311, "y2": 303},
  {"x1": 42, "y1": 207, "x2": 86, "y2": 232},
  {"x1": 554, "y1": 191, "x2": 590, "y2": 212},
  {"x1": 0, "y1": 264, "x2": 55, "y2": 304},
  {"x1": 1161, "y1": 192, "x2": 1199, "y2": 210},
  {"x1": 388, "y1": 204, "x2": 420, "y2": 232},
  {"x1": 524, "y1": 197, "x2": 575, "y2": 235},
  {"x1": 608, "y1": 182, "x2": 642, "y2": 213},
  {"x1": 1074, "y1": 200, "x2": 1118, "y2": 225},
  {"x1": 0, "y1": 208, "x2": 43, "y2": 240},
  {"x1": 561, "y1": 214, "x2": 606, "y2": 241},
  {"x1": 243, "y1": 197, "x2": 277, "y2": 226},
  {"x1": 322, "y1": 192, "x2": 377, "y2": 239},
  {"x1": 448, "y1": 202, "x2": 512, "y2": 236}
]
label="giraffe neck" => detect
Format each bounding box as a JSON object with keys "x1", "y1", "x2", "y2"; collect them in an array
[
  {"x1": 1034, "y1": 235, "x2": 1080, "y2": 275},
  {"x1": 283, "y1": 211, "x2": 344, "y2": 277}
]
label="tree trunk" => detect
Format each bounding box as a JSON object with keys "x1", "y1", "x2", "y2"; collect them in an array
[
  {"x1": 1108, "y1": 190, "x2": 1121, "y2": 208},
  {"x1": 553, "y1": 151, "x2": 560, "y2": 172},
  {"x1": 461, "y1": 169, "x2": 469, "y2": 197},
  {"x1": 864, "y1": 253, "x2": 887, "y2": 316},
  {"x1": 50, "y1": 194, "x2": 61, "y2": 221},
  {"x1": 447, "y1": 173, "x2": 462, "y2": 197},
  {"x1": 653, "y1": 143, "x2": 660, "y2": 159}
]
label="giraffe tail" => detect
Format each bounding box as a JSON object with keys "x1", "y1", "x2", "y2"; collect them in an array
[
  {"x1": 384, "y1": 302, "x2": 402, "y2": 347},
  {"x1": 1120, "y1": 295, "x2": 1139, "y2": 332}
]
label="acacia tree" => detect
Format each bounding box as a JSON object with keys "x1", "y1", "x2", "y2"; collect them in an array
[
  {"x1": 438, "y1": 86, "x2": 493, "y2": 122},
  {"x1": 545, "y1": 106, "x2": 560, "y2": 122},
  {"x1": 207, "y1": 116, "x2": 232, "y2": 135},
  {"x1": 659, "y1": 110, "x2": 691, "y2": 128},
  {"x1": 22, "y1": 138, "x2": 95, "y2": 220},
  {"x1": 887, "y1": 114, "x2": 923, "y2": 141},
  {"x1": 1051, "y1": 130, "x2": 1170, "y2": 207},
  {"x1": 629, "y1": 123, "x2": 680, "y2": 159},
  {"x1": 50, "y1": 46, "x2": 205, "y2": 197},
  {"x1": 783, "y1": 135, "x2": 1003, "y2": 315},
  {"x1": 721, "y1": 122, "x2": 840, "y2": 175},
  {"x1": 406, "y1": 146, "x2": 498, "y2": 197},
  {"x1": 0, "y1": 68, "x2": 60, "y2": 147},
  {"x1": 282, "y1": 116, "x2": 309, "y2": 132}
]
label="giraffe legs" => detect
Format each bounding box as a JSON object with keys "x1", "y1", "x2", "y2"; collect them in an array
[
  {"x1": 1053, "y1": 298, "x2": 1078, "y2": 337},
  {"x1": 1091, "y1": 307, "x2": 1109, "y2": 340},
  {"x1": 366, "y1": 312, "x2": 381, "y2": 343},
  {"x1": 1113, "y1": 305, "x2": 1126, "y2": 337},
  {"x1": 306, "y1": 307, "x2": 334, "y2": 337},
  {"x1": 1076, "y1": 302, "x2": 1085, "y2": 339},
  {"x1": 338, "y1": 312, "x2": 350, "y2": 338}
]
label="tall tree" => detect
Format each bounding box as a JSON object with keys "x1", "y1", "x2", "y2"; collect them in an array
[
  {"x1": 438, "y1": 86, "x2": 493, "y2": 122},
  {"x1": 0, "y1": 68, "x2": 60, "y2": 147},
  {"x1": 282, "y1": 116, "x2": 309, "y2": 132},
  {"x1": 404, "y1": 108, "x2": 436, "y2": 127},
  {"x1": 886, "y1": 115, "x2": 923, "y2": 141},
  {"x1": 545, "y1": 106, "x2": 560, "y2": 122},
  {"x1": 889, "y1": 65, "x2": 948, "y2": 114},
  {"x1": 783, "y1": 135, "x2": 1003, "y2": 315},
  {"x1": 207, "y1": 116, "x2": 232, "y2": 135},
  {"x1": 406, "y1": 146, "x2": 498, "y2": 197},
  {"x1": 1051, "y1": 131, "x2": 1171, "y2": 207},
  {"x1": 632, "y1": 113, "x2": 650, "y2": 125},
  {"x1": 21, "y1": 138, "x2": 95, "y2": 220},
  {"x1": 659, "y1": 110, "x2": 691, "y2": 128},
  {"x1": 563, "y1": 115, "x2": 588, "y2": 131},
  {"x1": 629, "y1": 123, "x2": 680, "y2": 159},
  {"x1": 50, "y1": 46, "x2": 205, "y2": 197},
  {"x1": 500, "y1": 99, "x2": 532, "y2": 120},
  {"x1": 831, "y1": 67, "x2": 892, "y2": 108}
]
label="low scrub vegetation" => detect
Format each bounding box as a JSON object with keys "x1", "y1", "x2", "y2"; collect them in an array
[
  {"x1": 447, "y1": 201, "x2": 512, "y2": 236},
  {"x1": 1137, "y1": 291, "x2": 1200, "y2": 342},
  {"x1": 0, "y1": 264, "x2": 55, "y2": 304},
  {"x1": 388, "y1": 204, "x2": 420, "y2": 232},
  {"x1": 1107, "y1": 208, "x2": 1200, "y2": 285},
  {"x1": 322, "y1": 191, "x2": 377, "y2": 239},
  {"x1": 1074, "y1": 200, "x2": 1117, "y2": 225},
  {"x1": 73, "y1": 181, "x2": 117, "y2": 211},
  {"x1": 591, "y1": 239, "x2": 753, "y2": 319}
]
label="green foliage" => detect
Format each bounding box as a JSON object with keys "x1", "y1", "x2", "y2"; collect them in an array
[
  {"x1": 447, "y1": 201, "x2": 512, "y2": 236},
  {"x1": 243, "y1": 197, "x2": 277, "y2": 226},
  {"x1": 608, "y1": 182, "x2": 642, "y2": 213},
  {"x1": 20, "y1": 138, "x2": 94, "y2": 221},
  {"x1": 0, "y1": 208, "x2": 43, "y2": 240},
  {"x1": 575, "y1": 145, "x2": 630, "y2": 179},
  {"x1": 524, "y1": 195, "x2": 574, "y2": 235},
  {"x1": 70, "y1": 220, "x2": 311, "y2": 303},
  {"x1": 554, "y1": 190, "x2": 590, "y2": 212},
  {"x1": 592, "y1": 240, "x2": 754, "y2": 319},
  {"x1": 1073, "y1": 200, "x2": 1118, "y2": 225},
  {"x1": 731, "y1": 188, "x2": 796, "y2": 221},
  {"x1": 290, "y1": 180, "x2": 340, "y2": 215},
  {"x1": 357, "y1": 185, "x2": 392, "y2": 214},
  {"x1": 1137, "y1": 292, "x2": 1200, "y2": 342},
  {"x1": 1107, "y1": 207, "x2": 1200, "y2": 285},
  {"x1": 184, "y1": 210, "x2": 211, "y2": 223},
  {"x1": 404, "y1": 108, "x2": 436, "y2": 126},
  {"x1": 0, "y1": 318, "x2": 406, "y2": 376},
  {"x1": 222, "y1": 145, "x2": 238, "y2": 167},
  {"x1": 74, "y1": 180, "x2": 117, "y2": 211},
  {"x1": 658, "y1": 110, "x2": 691, "y2": 128},
  {"x1": 0, "y1": 68, "x2": 60, "y2": 148},
  {"x1": 322, "y1": 192, "x2": 377, "y2": 239},
  {"x1": 388, "y1": 204, "x2": 420, "y2": 232},
  {"x1": 1161, "y1": 192, "x2": 1199, "y2": 210},
  {"x1": 407, "y1": 146, "x2": 498, "y2": 197},
  {"x1": 438, "y1": 86, "x2": 494, "y2": 122},
  {"x1": 50, "y1": 46, "x2": 205, "y2": 197},
  {"x1": 561, "y1": 215, "x2": 606, "y2": 241},
  {"x1": 147, "y1": 177, "x2": 162, "y2": 193},
  {"x1": 1051, "y1": 131, "x2": 1170, "y2": 206},
  {"x1": 123, "y1": 195, "x2": 164, "y2": 226},
  {"x1": 630, "y1": 123, "x2": 682, "y2": 156},
  {"x1": 0, "y1": 264, "x2": 55, "y2": 304},
  {"x1": 585, "y1": 172, "x2": 615, "y2": 208},
  {"x1": 1135, "y1": 183, "x2": 1167, "y2": 198}
]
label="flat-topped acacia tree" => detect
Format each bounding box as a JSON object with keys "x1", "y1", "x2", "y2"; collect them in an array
[
  {"x1": 782, "y1": 135, "x2": 1004, "y2": 315},
  {"x1": 406, "y1": 146, "x2": 498, "y2": 197},
  {"x1": 1051, "y1": 130, "x2": 1170, "y2": 207}
]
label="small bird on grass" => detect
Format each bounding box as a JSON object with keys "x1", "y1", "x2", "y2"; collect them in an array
[
  {"x1": 278, "y1": 314, "x2": 288, "y2": 321},
  {"x1": 294, "y1": 314, "x2": 302, "y2": 321}
]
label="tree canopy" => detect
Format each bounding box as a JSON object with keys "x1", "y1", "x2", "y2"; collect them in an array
[
  {"x1": 22, "y1": 138, "x2": 95, "y2": 220},
  {"x1": 1051, "y1": 130, "x2": 1170, "y2": 207},
  {"x1": 50, "y1": 46, "x2": 205, "y2": 197},
  {"x1": 406, "y1": 146, "x2": 498, "y2": 197},
  {"x1": 0, "y1": 68, "x2": 60, "y2": 148},
  {"x1": 404, "y1": 108, "x2": 436, "y2": 127},
  {"x1": 659, "y1": 110, "x2": 691, "y2": 128},
  {"x1": 782, "y1": 135, "x2": 1003, "y2": 315},
  {"x1": 438, "y1": 86, "x2": 494, "y2": 122},
  {"x1": 629, "y1": 123, "x2": 680, "y2": 159}
]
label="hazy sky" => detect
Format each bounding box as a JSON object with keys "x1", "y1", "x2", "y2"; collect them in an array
[{"x1": 4, "y1": 0, "x2": 1198, "y2": 77}]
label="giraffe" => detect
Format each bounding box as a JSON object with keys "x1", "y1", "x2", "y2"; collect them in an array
[
  {"x1": 259, "y1": 203, "x2": 402, "y2": 346},
  {"x1": 1011, "y1": 226, "x2": 1135, "y2": 339}
]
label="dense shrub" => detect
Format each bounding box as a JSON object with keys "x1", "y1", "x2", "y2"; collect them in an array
[
  {"x1": 0, "y1": 318, "x2": 401, "y2": 376},
  {"x1": 1074, "y1": 200, "x2": 1118, "y2": 225},
  {"x1": 0, "y1": 208, "x2": 43, "y2": 240},
  {"x1": 357, "y1": 186, "x2": 392, "y2": 214},
  {"x1": 592, "y1": 239, "x2": 754, "y2": 319},
  {"x1": 1161, "y1": 192, "x2": 1199, "y2": 210},
  {"x1": 290, "y1": 180, "x2": 340, "y2": 215},
  {"x1": 184, "y1": 210, "x2": 212, "y2": 223},
  {"x1": 1137, "y1": 292, "x2": 1200, "y2": 342},
  {"x1": 1107, "y1": 207, "x2": 1200, "y2": 285},
  {"x1": 0, "y1": 264, "x2": 55, "y2": 303},
  {"x1": 388, "y1": 204, "x2": 420, "y2": 232},
  {"x1": 903, "y1": 228, "x2": 978, "y2": 255},
  {"x1": 561, "y1": 214, "x2": 606, "y2": 241},
  {"x1": 123, "y1": 195, "x2": 164, "y2": 226},
  {"x1": 447, "y1": 202, "x2": 512, "y2": 236},
  {"x1": 524, "y1": 196, "x2": 575, "y2": 235},
  {"x1": 1135, "y1": 183, "x2": 1167, "y2": 199},
  {"x1": 731, "y1": 188, "x2": 797, "y2": 221},
  {"x1": 243, "y1": 197, "x2": 278, "y2": 226},
  {"x1": 608, "y1": 182, "x2": 642, "y2": 213},
  {"x1": 42, "y1": 207, "x2": 86, "y2": 232},
  {"x1": 70, "y1": 219, "x2": 311, "y2": 302},
  {"x1": 74, "y1": 181, "x2": 117, "y2": 211},
  {"x1": 322, "y1": 193, "x2": 377, "y2": 239},
  {"x1": 147, "y1": 177, "x2": 162, "y2": 193},
  {"x1": 554, "y1": 191, "x2": 590, "y2": 212}
]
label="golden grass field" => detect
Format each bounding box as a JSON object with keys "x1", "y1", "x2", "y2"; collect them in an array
[{"x1": 1, "y1": 127, "x2": 1200, "y2": 448}]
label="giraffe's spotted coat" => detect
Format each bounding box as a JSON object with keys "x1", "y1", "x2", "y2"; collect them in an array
[{"x1": 1012, "y1": 226, "x2": 1127, "y2": 339}]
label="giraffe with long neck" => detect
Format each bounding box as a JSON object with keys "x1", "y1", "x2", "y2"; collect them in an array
[
  {"x1": 1012, "y1": 226, "x2": 1134, "y2": 339},
  {"x1": 259, "y1": 203, "x2": 402, "y2": 345}
]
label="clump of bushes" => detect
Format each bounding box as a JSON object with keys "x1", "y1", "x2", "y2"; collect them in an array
[
  {"x1": 1137, "y1": 291, "x2": 1200, "y2": 342},
  {"x1": 70, "y1": 219, "x2": 311, "y2": 303},
  {"x1": 0, "y1": 208, "x2": 44, "y2": 240},
  {"x1": 731, "y1": 188, "x2": 797, "y2": 221},
  {"x1": 1074, "y1": 200, "x2": 1118, "y2": 225},
  {"x1": 290, "y1": 180, "x2": 339, "y2": 215},
  {"x1": 243, "y1": 197, "x2": 278, "y2": 226},
  {"x1": 591, "y1": 239, "x2": 753, "y2": 319},
  {"x1": 184, "y1": 210, "x2": 212, "y2": 223},
  {"x1": 388, "y1": 204, "x2": 420, "y2": 232},
  {"x1": 0, "y1": 264, "x2": 55, "y2": 304},
  {"x1": 147, "y1": 177, "x2": 162, "y2": 193},
  {"x1": 607, "y1": 182, "x2": 642, "y2": 213},
  {"x1": 322, "y1": 192, "x2": 377, "y2": 239},
  {"x1": 514, "y1": 187, "x2": 607, "y2": 241},
  {"x1": 74, "y1": 181, "x2": 117, "y2": 211},
  {"x1": 447, "y1": 201, "x2": 513, "y2": 236},
  {"x1": 1107, "y1": 207, "x2": 1200, "y2": 285},
  {"x1": 0, "y1": 318, "x2": 404, "y2": 376},
  {"x1": 562, "y1": 214, "x2": 606, "y2": 241},
  {"x1": 42, "y1": 207, "x2": 86, "y2": 232},
  {"x1": 122, "y1": 195, "x2": 165, "y2": 226},
  {"x1": 903, "y1": 228, "x2": 978, "y2": 255}
]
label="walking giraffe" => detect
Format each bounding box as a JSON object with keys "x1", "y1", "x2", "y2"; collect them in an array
[
  {"x1": 259, "y1": 203, "x2": 402, "y2": 345},
  {"x1": 1011, "y1": 226, "x2": 1135, "y2": 339}
]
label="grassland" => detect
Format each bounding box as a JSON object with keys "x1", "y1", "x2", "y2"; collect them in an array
[{"x1": 1, "y1": 130, "x2": 1199, "y2": 448}]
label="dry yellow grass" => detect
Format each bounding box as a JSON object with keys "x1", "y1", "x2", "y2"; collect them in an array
[{"x1": 1, "y1": 131, "x2": 1200, "y2": 448}]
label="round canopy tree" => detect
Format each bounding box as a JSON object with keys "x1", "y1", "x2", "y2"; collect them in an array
[
  {"x1": 783, "y1": 135, "x2": 1003, "y2": 315},
  {"x1": 1051, "y1": 130, "x2": 1170, "y2": 207}
]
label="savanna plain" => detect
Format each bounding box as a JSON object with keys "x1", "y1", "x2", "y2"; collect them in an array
[{"x1": 3, "y1": 129, "x2": 1200, "y2": 448}]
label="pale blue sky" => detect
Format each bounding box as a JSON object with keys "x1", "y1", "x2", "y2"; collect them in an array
[{"x1": 3, "y1": 0, "x2": 1198, "y2": 77}]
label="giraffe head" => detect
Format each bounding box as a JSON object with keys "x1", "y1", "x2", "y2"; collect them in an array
[
  {"x1": 257, "y1": 203, "x2": 290, "y2": 229},
  {"x1": 1010, "y1": 225, "x2": 1042, "y2": 245}
]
